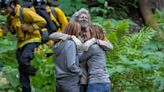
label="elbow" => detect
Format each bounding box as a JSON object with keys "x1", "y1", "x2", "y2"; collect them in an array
[
  {"x1": 109, "y1": 43, "x2": 113, "y2": 51},
  {"x1": 42, "y1": 19, "x2": 47, "y2": 27},
  {"x1": 39, "y1": 18, "x2": 47, "y2": 28}
]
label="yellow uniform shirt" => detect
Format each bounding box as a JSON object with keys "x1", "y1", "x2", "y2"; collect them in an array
[
  {"x1": 46, "y1": 6, "x2": 68, "y2": 32},
  {"x1": 7, "y1": 4, "x2": 47, "y2": 49}
]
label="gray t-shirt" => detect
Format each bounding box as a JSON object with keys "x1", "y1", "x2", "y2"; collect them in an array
[{"x1": 79, "y1": 44, "x2": 110, "y2": 84}]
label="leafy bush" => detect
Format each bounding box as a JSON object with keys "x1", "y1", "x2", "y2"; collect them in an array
[
  {"x1": 0, "y1": 36, "x2": 20, "y2": 91},
  {"x1": 31, "y1": 45, "x2": 55, "y2": 92},
  {"x1": 92, "y1": 17, "x2": 164, "y2": 91},
  {"x1": 57, "y1": 0, "x2": 87, "y2": 16}
]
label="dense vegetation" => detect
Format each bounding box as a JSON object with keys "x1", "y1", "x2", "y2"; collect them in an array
[{"x1": 0, "y1": 0, "x2": 163, "y2": 92}]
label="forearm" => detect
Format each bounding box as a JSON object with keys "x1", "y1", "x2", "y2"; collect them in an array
[{"x1": 97, "y1": 40, "x2": 113, "y2": 51}]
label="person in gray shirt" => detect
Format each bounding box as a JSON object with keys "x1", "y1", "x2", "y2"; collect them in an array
[
  {"x1": 79, "y1": 24, "x2": 111, "y2": 92},
  {"x1": 50, "y1": 23, "x2": 113, "y2": 92},
  {"x1": 50, "y1": 21, "x2": 82, "y2": 92}
]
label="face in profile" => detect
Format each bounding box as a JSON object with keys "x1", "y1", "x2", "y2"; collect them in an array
[
  {"x1": 81, "y1": 26, "x2": 91, "y2": 42},
  {"x1": 78, "y1": 13, "x2": 89, "y2": 28},
  {"x1": 4, "y1": 4, "x2": 15, "y2": 15}
]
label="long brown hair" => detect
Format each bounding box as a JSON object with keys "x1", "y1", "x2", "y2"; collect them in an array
[
  {"x1": 87, "y1": 25, "x2": 96, "y2": 39},
  {"x1": 62, "y1": 21, "x2": 81, "y2": 37},
  {"x1": 88, "y1": 24, "x2": 105, "y2": 40}
]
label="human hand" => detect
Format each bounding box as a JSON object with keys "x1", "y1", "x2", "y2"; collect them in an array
[
  {"x1": 83, "y1": 38, "x2": 97, "y2": 51},
  {"x1": 21, "y1": 23, "x2": 28, "y2": 31},
  {"x1": 9, "y1": 26, "x2": 15, "y2": 34},
  {"x1": 71, "y1": 35, "x2": 83, "y2": 50}
]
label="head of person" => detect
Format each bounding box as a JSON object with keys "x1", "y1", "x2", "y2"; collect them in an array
[
  {"x1": 82, "y1": 24, "x2": 105, "y2": 42},
  {"x1": 62, "y1": 21, "x2": 81, "y2": 38},
  {"x1": 81, "y1": 24, "x2": 96, "y2": 42},
  {"x1": 90, "y1": 24, "x2": 105, "y2": 40},
  {"x1": 46, "y1": 0, "x2": 58, "y2": 7},
  {"x1": 71, "y1": 8, "x2": 90, "y2": 29},
  {"x1": 32, "y1": 0, "x2": 47, "y2": 6},
  {"x1": 0, "y1": 0, "x2": 17, "y2": 15}
]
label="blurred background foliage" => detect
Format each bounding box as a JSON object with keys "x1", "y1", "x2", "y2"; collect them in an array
[{"x1": 0, "y1": 0, "x2": 164, "y2": 92}]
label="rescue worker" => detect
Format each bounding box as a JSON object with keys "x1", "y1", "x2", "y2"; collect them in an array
[
  {"x1": 0, "y1": 0, "x2": 47, "y2": 91},
  {"x1": 31, "y1": 0, "x2": 68, "y2": 34},
  {"x1": 30, "y1": 0, "x2": 68, "y2": 57}
]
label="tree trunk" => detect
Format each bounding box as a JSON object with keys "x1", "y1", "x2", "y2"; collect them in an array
[
  {"x1": 139, "y1": 0, "x2": 164, "y2": 27},
  {"x1": 139, "y1": 0, "x2": 164, "y2": 39},
  {"x1": 139, "y1": 0, "x2": 155, "y2": 27}
]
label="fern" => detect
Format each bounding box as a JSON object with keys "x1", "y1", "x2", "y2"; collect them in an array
[{"x1": 92, "y1": 16, "x2": 163, "y2": 91}]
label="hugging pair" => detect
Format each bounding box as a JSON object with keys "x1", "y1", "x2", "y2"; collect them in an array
[{"x1": 50, "y1": 21, "x2": 113, "y2": 92}]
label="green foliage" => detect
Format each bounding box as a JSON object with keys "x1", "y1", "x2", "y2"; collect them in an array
[
  {"x1": 1, "y1": 66, "x2": 20, "y2": 91},
  {"x1": 0, "y1": 36, "x2": 17, "y2": 65},
  {"x1": 154, "y1": 9, "x2": 164, "y2": 31},
  {"x1": 154, "y1": 9, "x2": 164, "y2": 23},
  {"x1": 90, "y1": 0, "x2": 140, "y2": 19},
  {"x1": 90, "y1": 7, "x2": 110, "y2": 18},
  {"x1": 0, "y1": 36, "x2": 17, "y2": 54},
  {"x1": 92, "y1": 16, "x2": 164, "y2": 91},
  {"x1": 0, "y1": 36, "x2": 20, "y2": 91},
  {"x1": 0, "y1": 15, "x2": 7, "y2": 25},
  {"x1": 31, "y1": 45, "x2": 55, "y2": 92},
  {"x1": 57, "y1": 0, "x2": 87, "y2": 16}
]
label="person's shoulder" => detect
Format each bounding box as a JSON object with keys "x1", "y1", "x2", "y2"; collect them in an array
[
  {"x1": 54, "y1": 7, "x2": 64, "y2": 13},
  {"x1": 62, "y1": 40, "x2": 76, "y2": 49},
  {"x1": 23, "y1": 7, "x2": 36, "y2": 15},
  {"x1": 54, "y1": 7, "x2": 60, "y2": 10},
  {"x1": 64, "y1": 39, "x2": 75, "y2": 46},
  {"x1": 90, "y1": 44, "x2": 100, "y2": 50},
  {"x1": 89, "y1": 44, "x2": 105, "y2": 54}
]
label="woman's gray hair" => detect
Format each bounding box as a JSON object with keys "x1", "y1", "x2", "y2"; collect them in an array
[
  {"x1": 70, "y1": 8, "x2": 91, "y2": 22},
  {"x1": 70, "y1": 11, "x2": 79, "y2": 22}
]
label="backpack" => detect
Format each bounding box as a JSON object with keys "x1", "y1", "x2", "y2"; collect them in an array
[
  {"x1": 20, "y1": 8, "x2": 49, "y2": 44},
  {"x1": 34, "y1": 5, "x2": 60, "y2": 34}
]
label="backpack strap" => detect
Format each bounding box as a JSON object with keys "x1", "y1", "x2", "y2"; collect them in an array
[
  {"x1": 19, "y1": 7, "x2": 24, "y2": 23},
  {"x1": 50, "y1": 7, "x2": 61, "y2": 28},
  {"x1": 50, "y1": 7, "x2": 57, "y2": 19}
]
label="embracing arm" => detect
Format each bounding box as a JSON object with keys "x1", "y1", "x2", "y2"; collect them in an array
[
  {"x1": 97, "y1": 39, "x2": 113, "y2": 51},
  {"x1": 49, "y1": 32, "x2": 71, "y2": 41},
  {"x1": 79, "y1": 45, "x2": 93, "y2": 63},
  {"x1": 83, "y1": 38, "x2": 113, "y2": 51}
]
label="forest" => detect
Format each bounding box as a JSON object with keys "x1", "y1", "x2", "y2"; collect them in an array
[{"x1": 0, "y1": 0, "x2": 164, "y2": 92}]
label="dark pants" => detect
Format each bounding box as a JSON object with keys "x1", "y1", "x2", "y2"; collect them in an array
[
  {"x1": 80, "y1": 84, "x2": 87, "y2": 92},
  {"x1": 16, "y1": 43, "x2": 39, "y2": 92},
  {"x1": 87, "y1": 83, "x2": 110, "y2": 92},
  {"x1": 56, "y1": 76, "x2": 80, "y2": 92}
]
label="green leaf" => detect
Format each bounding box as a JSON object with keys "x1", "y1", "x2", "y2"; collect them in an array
[
  {"x1": 2, "y1": 66, "x2": 19, "y2": 88},
  {"x1": 97, "y1": 0, "x2": 105, "y2": 4}
]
